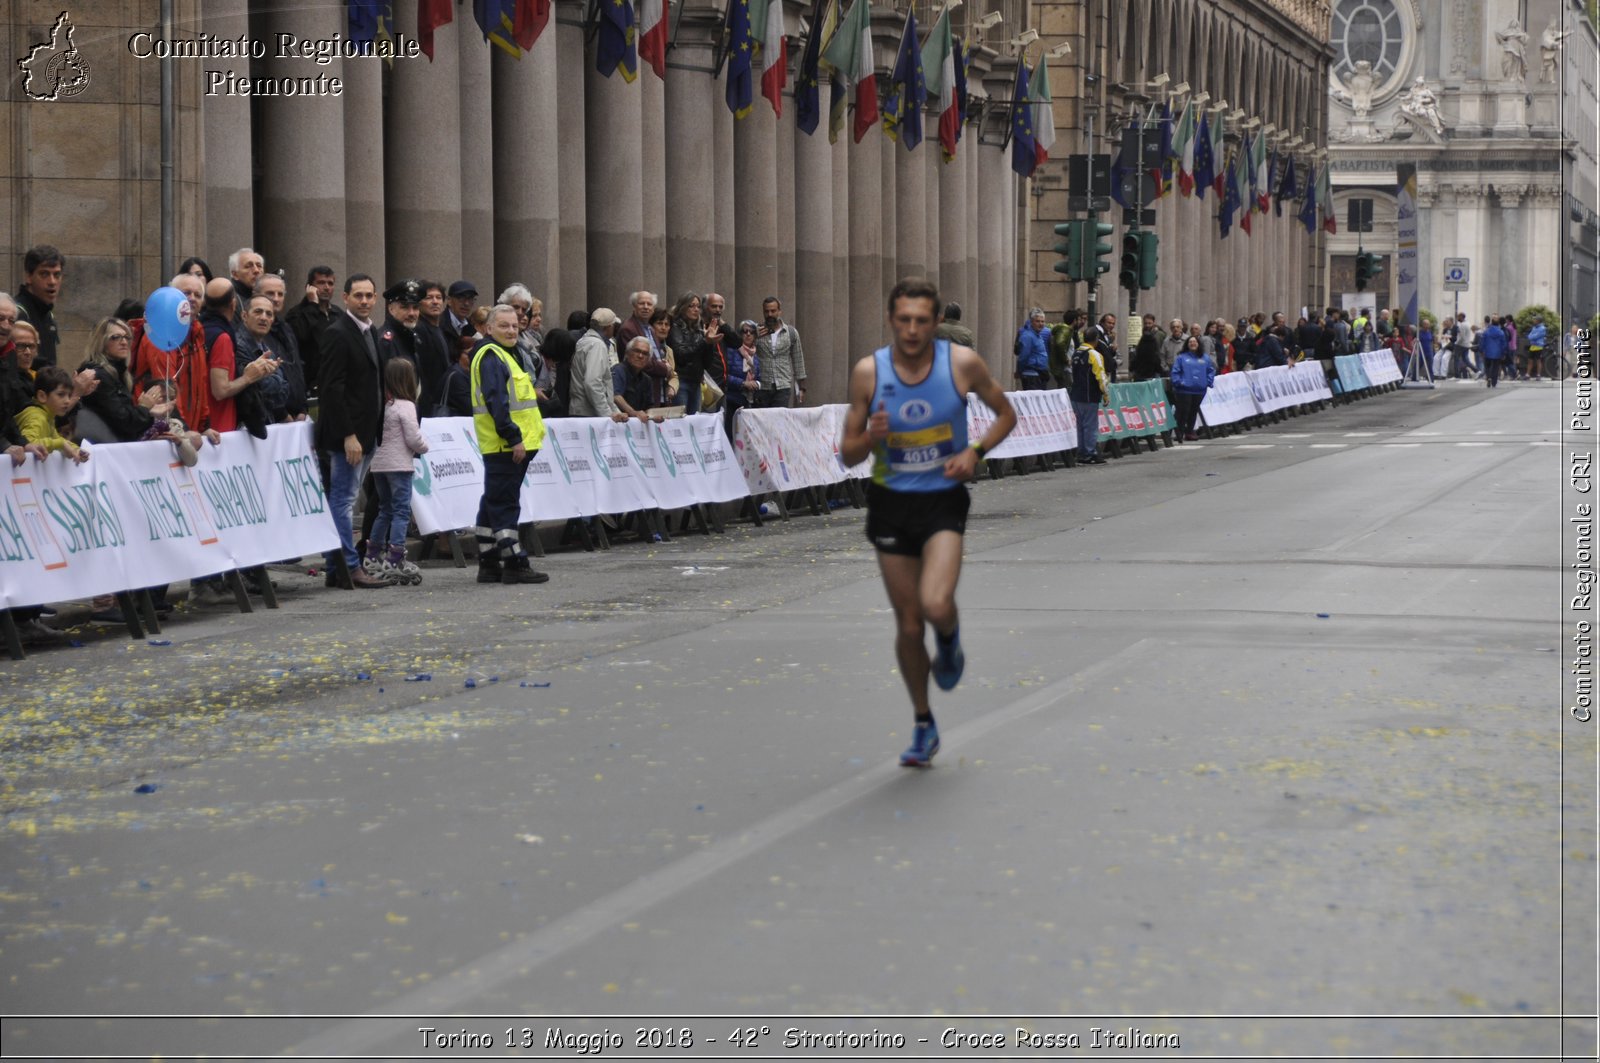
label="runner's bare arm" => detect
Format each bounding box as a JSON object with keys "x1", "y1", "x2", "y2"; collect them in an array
[
  {"x1": 943, "y1": 345, "x2": 1018, "y2": 480},
  {"x1": 839, "y1": 356, "x2": 886, "y2": 468}
]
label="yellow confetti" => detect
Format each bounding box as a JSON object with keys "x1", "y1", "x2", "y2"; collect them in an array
[{"x1": 385, "y1": 912, "x2": 408, "y2": 925}]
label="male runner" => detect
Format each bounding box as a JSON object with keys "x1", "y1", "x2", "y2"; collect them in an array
[{"x1": 840, "y1": 278, "x2": 1018, "y2": 767}]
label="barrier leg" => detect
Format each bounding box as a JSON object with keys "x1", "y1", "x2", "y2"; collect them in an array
[
  {"x1": 135, "y1": 589, "x2": 162, "y2": 634},
  {"x1": 519, "y1": 523, "x2": 546, "y2": 558},
  {"x1": 1145, "y1": 434, "x2": 1160, "y2": 452},
  {"x1": 224, "y1": 569, "x2": 255, "y2": 613},
  {"x1": 250, "y1": 566, "x2": 280, "y2": 610},
  {"x1": 591, "y1": 517, "x2": 612, "y2": 550},
  {"x1": 330, "y1": 551, "x2": 354, "y2": 590},
  {"x1": 2, "y1": 610, "x2": 24, "y2": 661},
  {"x1": 846, "y1": 479, "x2": 866, "y2": 507},
  {"x1": 446, "y1": 531, "x2": 466, "y2": 566},
  {"x1": 114, "y1": 591, "x2": 146, "y2": 639},
  {"x1": 651, "y1": 510, "x2": 672, "y2": 542},
  {"x1": 744, "y1": 497, "x2": 764, "y2": 527}
]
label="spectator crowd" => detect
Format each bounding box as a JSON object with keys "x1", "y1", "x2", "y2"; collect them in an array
[{"x1": 2, "y1": 244, "x2": 812, "y2": 644}]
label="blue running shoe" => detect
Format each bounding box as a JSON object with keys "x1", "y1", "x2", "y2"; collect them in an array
[
  {"x1": 900, "y1": 718, "x2": 941, "y2": 767},
  {"x1": 931, "y1": 635, "x2": 965, "y2": 691}
]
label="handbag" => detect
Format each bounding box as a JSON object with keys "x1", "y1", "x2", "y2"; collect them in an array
[{"x1": 700, "y1": 376, "x2": 725, "y2": 411}]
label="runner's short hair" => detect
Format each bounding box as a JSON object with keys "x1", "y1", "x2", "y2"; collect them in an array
[{"x1": 887, "y1": 277, "x2": 942, "y2": 318}]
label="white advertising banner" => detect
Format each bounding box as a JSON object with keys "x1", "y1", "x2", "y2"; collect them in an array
[
  {"x1": 1199, "y1": 371, "x2": 1262, "y2": 427},
  {"x1": 1287, "y1": 361, "x2": 1335, "y2": 402},
  {"x1": 1, "y1": 423, "x2": 338, "y2": 610},
  {"x1": 409, "y1": 414, "x2": 751, "y2": 534},
  {"x1": 974, "y1": 389, "x2": 1077, "y2": 460},
  {"x1": 1359, "y1": 349, "x2": 1404, "y2": 385},
  {"x1": 733, "y1": 405, "x2": 854, "y2": 495},
  {"x1": 1243, "y1": 365, "x2": 1303, "y2": 414}
]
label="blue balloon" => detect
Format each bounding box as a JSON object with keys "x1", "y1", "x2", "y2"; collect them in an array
[{"x1": 143, "y1": 286, "x2": 193, "y2": 351}]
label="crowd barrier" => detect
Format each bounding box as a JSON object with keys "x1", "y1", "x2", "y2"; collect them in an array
[
  {"x1": 1198, "y1": 363, "x2": 1334, "y2": 428},
  {"x1": 409, "y1": 414, "x2": 749, "y2": 535},
  {"x1": 2, "y1": 423, "x2": 337, "y2": 611},
  {"x1": 5, "y1": 369, "x2": 1395, "y2": 629},
  {"x1": 1101, "y1": 379, "x2": 1173, "y2": 441}
]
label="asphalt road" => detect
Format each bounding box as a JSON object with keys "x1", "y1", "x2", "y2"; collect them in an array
[{"x1": 1, "y1": 379, "x2": 1593, "y2": 1060}]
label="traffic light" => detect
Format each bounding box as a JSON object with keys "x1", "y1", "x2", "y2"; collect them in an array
[
  {"x1": 1137, "y1": 231, "x2": 1159, "y2": 289},
  {"x1": 1365, "y1": 251, "x2": 1384, "y2": 289},
  {"x1": 1089, "y1": 219, "x2": 1115, "y2": 277},
  {"x1": 1052, "y1": 221, "x2": 1083, "y2": 280},
  {"x1": 1355, "y1": 251, "x2": 1372, "y2": 291},
  {"x1": 1119, "y1": 231, "x2": 1142, "y2": 290}
]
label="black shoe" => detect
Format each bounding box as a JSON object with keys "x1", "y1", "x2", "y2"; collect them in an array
[
  {"x1": 502, "y1": 564, "x2": 550, "y2": 585},
  {"x1": 476, "y1": 564, "x2": 503, "y2": 584}
]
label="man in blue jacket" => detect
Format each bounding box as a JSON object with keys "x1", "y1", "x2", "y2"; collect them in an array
[
  {"x1": 1478, "y1": 316, "x2": 1509, "y2": 388},
  {"x1": 1526, "y1": 317, "x2": 1549, "y2": 380},
  {"x1": 1015, "y1": 309, "x2": 1050, "y2": 389}
]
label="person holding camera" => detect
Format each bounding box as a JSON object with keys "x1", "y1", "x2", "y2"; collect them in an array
[{"x1": 755, "y1": 296, "x2": 806, "y2": 408}]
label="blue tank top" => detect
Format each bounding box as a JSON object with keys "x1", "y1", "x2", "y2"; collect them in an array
[{"x1": 870, "y1": 339, "x2": 969, "y2": 492}]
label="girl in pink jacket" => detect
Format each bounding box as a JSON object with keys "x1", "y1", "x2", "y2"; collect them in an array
[{"x1": 366, "y1": 358, "x2": 429, "y2": 584}]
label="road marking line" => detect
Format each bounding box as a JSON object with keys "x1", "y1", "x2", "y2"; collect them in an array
[
  {"x1": 1472, "y1": 430, "x2": 1504, "y2": 435},
  {"x1": 1455, "y1": 442, "x2": 1494, "y2": 447},
  {"x1": 1382, "y1": 443, "x2": 1422, "y2": 448},
  {"x1": 1411, "y1": 431, "x2": 1443, "y2": 436},
  {"x1": 285, "y1": 642, "x2": 1154, "y2": 1054},
  {"x1": 1277, "y1": 433, "x2": 1312, "y2": 438},
  {"x1": 1309, "y1": 443, "x2": 1349, "y2": 449},
  {"x1": 1236, "y1": 444, "x2": 1275, "y2": 449},
  {"x1": 1343, "y1": 432, "x2": 1378, "y2": 437}
]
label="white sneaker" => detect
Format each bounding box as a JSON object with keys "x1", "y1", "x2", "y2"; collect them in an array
[{"x1": 20, "y1": 617, "x2": 67, "y2": 644}]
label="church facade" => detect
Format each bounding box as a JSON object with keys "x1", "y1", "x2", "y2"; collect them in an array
[{"x1": 1324, "y1": 0, "x2": 1598, "y2": 328}]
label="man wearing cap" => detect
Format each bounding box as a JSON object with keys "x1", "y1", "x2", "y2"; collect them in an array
[
  {"x1": 472, "y1": 303, "x2": 550, "y2": 585},
  {"x1": 569, "y1": 308, "x2": 630, "y2": 420},
  {"x1": 378, "y1": 280, "x2": 448, "y2": 415},
  {"x1": 446, "y1": 281, "x2": 478, "y2": 339}
]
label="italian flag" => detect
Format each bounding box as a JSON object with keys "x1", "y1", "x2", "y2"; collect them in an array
[
  {"x1": 1027, "y1": 57, "x2": 1054, "y2": 169},
  {"x1": 921, "y1": 7, "x2": 959, "y2": 161},
  {"x1": 758, "y1": 0, "x2": 787, "y2": 115},
  {"x1": 638, "y1": 0, "x2": 667, "y2": 78},
  {"x1": 821, "y1": 0, "x2": 877, "y2": 143},
  {"x1": 1209, "y1": 112, "x2": 1226, "y2": 198},
  {"x1": 1319, "y1": 161, "x2": 1337, "y2": 234},
  {"x1": 1251, "y1": 132, "x2": 1269, "y2": 213},
  {"x1": 1174, "y1": 100, "x2": 1196, "y2": 196}
]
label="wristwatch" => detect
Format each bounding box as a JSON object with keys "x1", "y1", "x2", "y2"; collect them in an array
[{"x1": 971, "y1": 441, "x2": 988, "y2": 459}]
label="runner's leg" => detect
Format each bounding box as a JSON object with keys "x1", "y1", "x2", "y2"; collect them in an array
[
  {"x1": 918, "y1": 531, "x2": 963, "y2": 641},
  {"x1": 877, "y1": 551, "x2": 931, "y2": 718}
]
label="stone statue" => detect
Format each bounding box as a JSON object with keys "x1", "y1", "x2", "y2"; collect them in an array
[
  {"x1": 1398, "y1": 76, "x2": 1444, "y2": 137},
  {"x1": 1496, "y1": 18, "x2": 1529, "y2": 81},
  {"x1": 1332, "y1": 60, "x2": 1377, "y2": 121},
  {"x1": 1540, "y1": 22, "x2": 1572, "y2": 83}
]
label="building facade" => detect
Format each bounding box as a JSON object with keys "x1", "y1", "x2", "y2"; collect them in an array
[
  {"x1": 1025, "y1": 0, "x2": 1335, "y2": 335},
  {"x1": 8, "y1": 0, "x2": 1058, "y2": 401},
  {"x1": 1324, "y1": 0, "x2": 1598, "y2": 327}
]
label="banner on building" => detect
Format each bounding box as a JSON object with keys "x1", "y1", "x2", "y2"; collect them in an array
[
  {"x1": 1396, "y1": 161, "x2": 1419, "y2": 328},
  {"x1": 1, "y1": 423, "x2": 337, "y2": 610},
  {"x1": 1199, "y1": 371, "x2": 1261, "y2": 427}
]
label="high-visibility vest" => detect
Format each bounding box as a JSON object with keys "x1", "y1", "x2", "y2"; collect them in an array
[{"x1": 471, "y1": 342, "x2": 545, "y2": 454}]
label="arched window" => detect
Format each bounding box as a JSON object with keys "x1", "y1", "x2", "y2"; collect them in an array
[{"x1": 1331, "y1": 0, "x2": 1407, "y2": 90}]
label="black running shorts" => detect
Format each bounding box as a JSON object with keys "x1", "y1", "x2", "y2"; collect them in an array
[{"x1": 864, "y1": 483, "x2": 971, "y2": 557}]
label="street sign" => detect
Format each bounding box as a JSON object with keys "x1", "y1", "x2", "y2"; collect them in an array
[
  {"x1": 1443, "y1": 257, "x2": 1470, "y2": 292},
  {"x1": 1348, "y1": 198, "x2": 1374, "y2": 233},
  {"x1": 1067, "y1": 154, "x2": 1113, "y2": 198},
  {"x1": 1068, "y1": 195, "x2": 1111, "y2": 212}
]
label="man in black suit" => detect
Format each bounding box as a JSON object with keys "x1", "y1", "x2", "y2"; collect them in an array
[{"x1": 315, "y1": 274, "x2": 390, "y2": 589}]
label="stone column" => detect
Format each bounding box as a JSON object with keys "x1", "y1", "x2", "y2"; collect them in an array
[
  {"x1": 201, "y1": 0, "x2": 252, "y2": 258},
  {"x1": 714, "y1": 96, "x2": 738, "y2": 310},
  {"x1": 977, "y1": 57, "x2": 1017, "y2": 382},
  {"x1": 794, "y1": 92, "x2": 835, "y2": 403},
  {"x1": 664, "y1": 3, "x2": 724, "y2": 297},
  {"x1": 385, "y1": 0, "x2": 463, "y2": 283},
  {"x1": 895, "y1": 144, "x2": 926, "y2": 280},
  {"x1": 458, "y1": 18, "x2": 496, "y2": 291},
  {"x1": 585, "y1": 43, "x2": 643, "y2": 312},
  {"x1": 832, "y1": 134, "x2": 852, "y2": 369},
  {"x1": 1496, "y1": 183, "x2": 1527, "y2": 310},
  {"x1": 938, "y1": 140, "x2": 968, "y2": 311},
  {"x1": 733, "y1": 108, "x2": 778, "y2": 322},
  {"x1": 923, "y1": 142, "x2": 942, "y2": 290},
  {"x1": 775, "y1": 102, "x2": 798, "y2": 309},
  {"x1": 493, "y1": 31, "x2": 563, "y2": 308},
  {"x1": 848, "y1": 124, "x2": 886, "y2": 365},
  {"x1": 879, "y1": 124, "x2": 899, "y2": 294},
  {"x1": 258, "y1": 0, "x2": 346, "y2": 275},
  {"x1": 556, "y1": 0, "x2": 589, "y2": 313},
  {"x1": 641, "y1": 70, "x2": 669, "y2": 298},
  {"x1": 342, "y1": 52, "x2": 386, "y2": 277}
]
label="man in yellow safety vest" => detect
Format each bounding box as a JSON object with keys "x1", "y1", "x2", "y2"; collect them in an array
[{"x1": 472, "y1": 303, "x2": 549, "y2": 585}]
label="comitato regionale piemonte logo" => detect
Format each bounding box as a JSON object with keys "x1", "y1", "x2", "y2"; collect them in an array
[{"x1": 18, "y1": 12, "x2": 92, "y2": 101}]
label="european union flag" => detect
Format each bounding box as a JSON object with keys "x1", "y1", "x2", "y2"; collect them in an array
[
  {"x1": 596, "y1": 0, "x2": 638, "y2": 81},
  {"x1": 724, "y1": 0, "x2": 754, "y2": 117},
  {"x1": 1219, "y1": 147, "x2": 1240, "y2": 239},
  {"x1": 1298, "y1": 161, "x2": 1318, "y2": 235},
  {"x1": 794, "y1": 0, "x2": 828, "y2": 135},
  {"x1": 1009, "y1": 60, "x2": 1036, "y2": 177},
  {"x1": 350, "y1": 0, "x2": 389, "y2": 44},
  {"x1": 884, "y1": 9, "x2": 925, "y2": 150}
]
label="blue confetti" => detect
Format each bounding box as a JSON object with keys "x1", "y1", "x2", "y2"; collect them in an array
[
  {"x1": 464, "y1": 678, "x2": 476, "y2": 688},
  {"x1": 1316, "y1": 613, "x2": 1330, "y2": 619},
  {"x1": 356, "y1": 672, "x2": 372, "y2": 681},
  {"x1": 404, "y1": 673, "x2": 432, "y2": 682},
  {"x1": 134, "y1": 783, "x2": 159, "y2": 794},
  {"x1": 147, "y1": 639, "x2": 172, "y2": 647}
]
